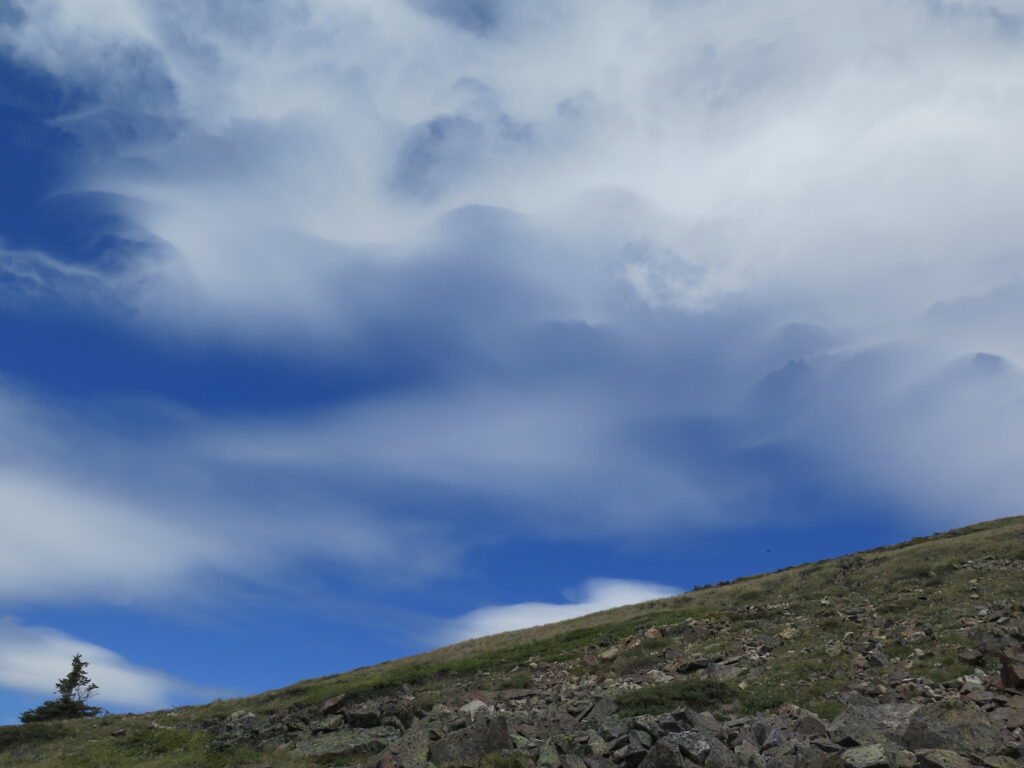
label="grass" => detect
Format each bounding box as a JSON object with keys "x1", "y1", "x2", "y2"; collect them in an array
[
  {"x1": 481, "y1": 752, "x2": 534, "y2": 768},
  {"x1": 0, "y1": 723, "x2": 70, "y2": 752},
  {"x1": 617, "y1": 680, "x2": 738, "y2": 716}
]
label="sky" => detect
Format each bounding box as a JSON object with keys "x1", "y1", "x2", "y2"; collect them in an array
[{"x1": 1, "y1": 0, "x2": 1024, "y2": 723}]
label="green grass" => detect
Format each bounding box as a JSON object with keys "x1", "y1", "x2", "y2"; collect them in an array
[
  {"x1": 0, "y1": 723, "x2": 70, "y2": 751},
  {"x1": 616, "y1": 680, "x2": 738, "y2": 716},
  {"x1": 481, "y1": 751, "x2": 535, "y2": 768}
]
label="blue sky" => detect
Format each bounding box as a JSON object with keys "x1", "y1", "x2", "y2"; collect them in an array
[{"x1": 2, "y1": 0, "x2": 1024, "y2": 723}]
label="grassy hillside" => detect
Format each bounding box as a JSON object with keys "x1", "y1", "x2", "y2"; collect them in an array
[{"x1": 2, "y1": 515, "x2": 1022, "y2": 767}]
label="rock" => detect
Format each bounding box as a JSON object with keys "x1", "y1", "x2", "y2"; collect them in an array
[
  {"x1": 428, "y1": 716, "x2": 514, "y2": 767},
  {"x1": 840, "y1": 744, "x2": 889, "y2": 768},
  {"x1": 915, "y1": 750, "x2": 973, "y2": 768},
  {"x1": 979, "y1": 758, "x2": 1022, "y2": 768},
  {"x1": 636, "y1": 738, "x2": 696, "y2": 768},
  {"x1": 674, "y1": 710, "x2": 724, "y2": 739},
  {"x1": 583, "y1": 697, "x2": 619, "y2": 721},
  {"x1": 1001, "y1": 653, "x2": 1024, "y2": 689},
  {"x1": 826, "y1": 640, "x2": 845, "y2": 657},
  {"x1": 866, "y1": 649, "x2": 891, "y2": 668},
  {"x1": 321, "y1": 693, "x2": 347, "y2": 715},
  {"x1": 958, "y1": 648, "x2": 984, "y2": 665},
  {"x1": 293, "y1": 726, "x2": 396, "y2": 760},
  {"x1": 664, "y1": 731, "x2": 711, "y2": 763},
  {"x1": 903, "y1": 701, "x2": 1004, "y2": 755},
  {"x1": 538, "y1": 740, "x2": 561, "y2": 768},
  {"x1": 373, "y1": 727, "x2": 434, "y2": 768},
  {"x1": 829, "y1": 703, "x2": 920, "y2": 747},
  {"x1": 791, "y1": 743, "x2": 834, "y2": 768},
  {"x1": 795, "y1": 712, "x2": 830, "y2": 738},
  {"x1": 599, "y1": 648, "x2": 620, "y2": 662},
  {"x1": 345, "y1": 702, "x2": 383, "y2": 728},
  {"x1": 461, "y1": 699, "x2": 496, "y2": 719},
  {"x1": 646, "y1": 670, "x2": 675, "y2": 684},
  {"x1": 209, "y1": 711, "x2": 262, "y2": 751}
]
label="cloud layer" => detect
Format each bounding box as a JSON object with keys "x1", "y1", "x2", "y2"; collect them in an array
[
  {"x1": 440, "y1": 578, "x2": 680, "y2": 643},
  {"x1": 1, "y1": 0, "x2": 1024, "y2": 605},
  {"x1": 0, "y1": 617, "x2": 218, "y2": 710}
]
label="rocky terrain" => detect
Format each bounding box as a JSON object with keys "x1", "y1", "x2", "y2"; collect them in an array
[{"x1": 2, "y1": 516, "x2": 1023, "y2": 768}]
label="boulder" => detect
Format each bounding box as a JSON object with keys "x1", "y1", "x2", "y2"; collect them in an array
[
  {"x1": 345, "y1": 702, "x2": 383, "y2": 728},
  {"x1": 428, "y1": 715, "x2": 514, "y2": 767},
  {"x1": 1000, "y1": 653, "x2": 1024, "y2": 689},
  {"x1": 795, "y1": 712, "x2": 830, "y2": 738},
  {"x1": 321, "y1": 693, "x2": 348, "y2": 716},
  {"x1": 373, "y1": 726, "x2": 433, "y2": 768},
  {"x1": 461, "y1": 699, "x2": 496, "y2": 719},
  {"x1": 293, "y1": 726, "x2": 396, "y2": 760},
  {"x1": 903, "y1": 701, "x2": 1004, "y2": 755},
  {"x1": 829, "y1": 703, "x2": 920, "y2": 747},
  {"x1": 636, "y1": 738, "x2": 698, "y2": 768},
  {"x1": 209, "y1": 711, "x2": 262, "y2": 751}
]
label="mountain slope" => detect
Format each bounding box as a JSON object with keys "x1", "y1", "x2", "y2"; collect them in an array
[{"x1": 2, "y1": 515, "x2": 1023, "y2": 767}]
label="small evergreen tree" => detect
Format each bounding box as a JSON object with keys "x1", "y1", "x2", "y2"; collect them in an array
[{"x1": 19, "y1": 654, "x2": 102, "y2": 723}]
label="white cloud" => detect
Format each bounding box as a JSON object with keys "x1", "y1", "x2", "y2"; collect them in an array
[
  {"x1": 0, "y1": 0, "x2": 1023, "y2": 586},
  {"x1": 0, "y1": 467, "x2": 232, "y2": 603},
  {"x1": 0, "y1": 382, "x2": 456, "y2": 605},
  {"x1": 440, "y1": 578, "x2": 680, "y2": 643},
  {"x1": 0, "y1": 616, "x2": 220, "y2": 712},
  {"x1": 2, "y1": 0, "x2": 1020, "y2": 334}
]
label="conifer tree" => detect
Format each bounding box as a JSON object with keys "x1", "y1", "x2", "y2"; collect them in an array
[{"x1": 19, "y1": 654, "x2": 102, "y2": 723}]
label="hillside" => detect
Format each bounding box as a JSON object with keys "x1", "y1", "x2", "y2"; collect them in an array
[{"x1": 2, "y1": 516, "x2": 1023, "y2": 768}]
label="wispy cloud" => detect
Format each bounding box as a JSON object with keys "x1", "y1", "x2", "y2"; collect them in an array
[
  {"x1": 440, "y1": 579, "x2": 680, "y2": 644},
  {"x1": 0, "y1": 383, "x2": 456, "y2": 605},
  {"x1": 0, "y1": 616, "x2": 222, "y2": 712},
  {"x1": 0, "y1": 0, "x2": 1023, "y2": 603}
]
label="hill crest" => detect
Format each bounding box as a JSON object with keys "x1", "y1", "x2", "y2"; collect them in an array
[{"x1": 3, "y1": 515, "x2": 1023, "y2": 767}]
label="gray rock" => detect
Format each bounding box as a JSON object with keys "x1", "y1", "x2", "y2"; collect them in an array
[
  {"x1": 866, "y1": 650, "x2": 890, "y2": 668},
  {"x1": 321, "y1": 693, "x2": 348, "y2": 715},
  {"x1": 345, "y1": 702, "x2": 383, "y2": 728},
  {"x1": 636, "y1": 738, "x2": 698, "y2": 768},
  {"x1": 829, "y1": 703, "x2": 921, "y2": 747},
  {"x1": 584, "y1": 698, "x2": 620, "y2": 721},
  {"x1": 916, "y1": 750, "x2": 974, "y2": 768},
  {"x1": 428, "y1": 715, "x2": 514, "y2": 767},
  {"x1": 461, "y1": 699, "x2": 496, "y2": 719},
  {"x1": 664, "y1": 730, "x2": 712, "y2": 763},
  {"x1": 795, "y1": 713, "x2": 830, "y2": 738},
  {"x1": 373, "y1": 726, "x2": 433, "y2": 768},
  {"x1": 840, "y1": 744, "x2": 889, "y2": 768},
  {"x1": 293, "y1": 726, "x2": 396, "y2": 760},
  {"x1": 904, "y1": 701, "x2": 1004, "y2": 756},
  {"x1": 209, "y1": 711, "x2": 263, "y2": 751}
]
